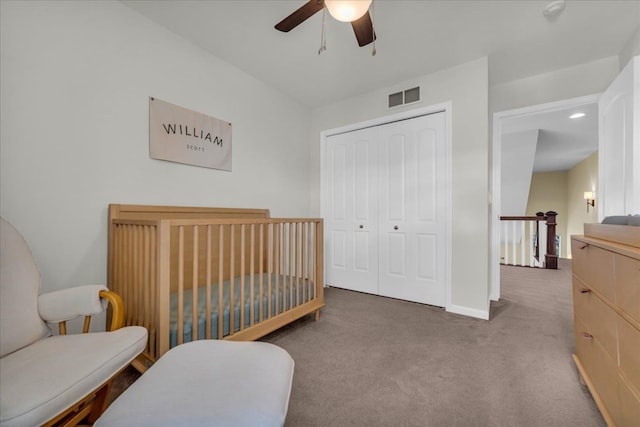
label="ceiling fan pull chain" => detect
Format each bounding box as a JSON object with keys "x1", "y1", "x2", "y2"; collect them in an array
[
  {"x1": 318, "y1": 6, "x2": 327, "y2": 55},
  {"x1": 371, "y1": 0, "x2": 377, "y2": 56}
]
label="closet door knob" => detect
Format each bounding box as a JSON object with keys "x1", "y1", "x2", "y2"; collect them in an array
[
  {"x1": 393, "y1": 226, "x2": 399, "y2": 230},
  {"x1": 581, "y1": 332, "x2": 593, "y2": 340},
  {"x1": 579, "y1": 288, "x2": 591, "y2": 294}
]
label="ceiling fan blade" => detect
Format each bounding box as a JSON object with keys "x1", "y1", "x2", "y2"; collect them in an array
[
  {"x1": 275, "y1": 0, "x2": 325, "y2": 32},
  {"x1": 351, "y1": 11, "x2": 376, "y2": 47}
]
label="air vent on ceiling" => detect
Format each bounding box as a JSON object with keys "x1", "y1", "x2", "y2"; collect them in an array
[{"x1": 388, "y1": 86, "x2": 421, "y2": 109}]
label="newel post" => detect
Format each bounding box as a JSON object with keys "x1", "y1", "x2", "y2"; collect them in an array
[{"x1": 545, "y1": 211, "x2": 558, "y2": 270}]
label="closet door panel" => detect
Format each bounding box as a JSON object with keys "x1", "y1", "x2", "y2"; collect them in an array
[
  {"x1": 387, "y1": 233, "x2": 407, "y2": 276},
  {"x1": 325, "y1": 129, "x2": 378, "y2": 294},
  {"x1": 331, "y1": 230, "x2": 347, "y2": 268},
  {"x1": 417, "y1": 129, "x2": 437, "y2": 223},
  {"x1": 386, "y1": 135, "x2": 406, "y2": 221},
  {"x1": 324, "y1": 111, "x2": 448, "y2": 307},
  {"x1": 354, "y1": 231, "x2": 371, "y2": 271},
  {"x1": 378, "y1": 112, "x2": 446, "y2": 306},
  {"x1": 331, "y1": 144, "x2": 347, "y2": 221},
  {"x1": 417, "y1": 234, "x2": 436, "y2": 280}
]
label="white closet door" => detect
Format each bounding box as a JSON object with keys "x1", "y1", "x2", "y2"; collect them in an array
[
  {"x1": 377, "y1": 113, "x2": 447, "y2": 306},
  {"x1": 325, "y1": 127, "x2": 378, "y2": 294}
]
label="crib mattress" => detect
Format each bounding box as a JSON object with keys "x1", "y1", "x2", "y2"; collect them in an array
[{"x1": 169, "y1": 273, "x2": 314, "y2": 347}]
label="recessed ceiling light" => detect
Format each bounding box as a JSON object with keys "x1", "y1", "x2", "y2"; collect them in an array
[{"x1": 569, "y1": 113, "x2": 586, "y2": 119}]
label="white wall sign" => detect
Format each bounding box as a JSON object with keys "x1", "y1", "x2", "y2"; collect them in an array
[{"x1": 149, "y1": 97, "x2": 232, "y2": 171}]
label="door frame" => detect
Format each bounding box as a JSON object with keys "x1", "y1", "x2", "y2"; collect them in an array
[
  {"x1": 490, "y1": 93, "x2": 600, "y2": 301},
  {"x1": 320, "y1": 102, "x2": 453, "y2": 311}
]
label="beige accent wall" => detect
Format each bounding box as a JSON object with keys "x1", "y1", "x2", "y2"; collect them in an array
[
  {"x1": 567, "y1": 152, "x2": 599, "y2": 257},
  {"x1": 526, "y1": 171, "x2": 569, "y2": 258}
]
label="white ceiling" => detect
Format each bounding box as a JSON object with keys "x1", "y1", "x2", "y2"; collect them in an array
[
  {"x1": 502, "y1": 102, "x2": 598, "y2": 172},
  {"x1": 121, "y1": 0, "x2": 640, "y2": 108}
]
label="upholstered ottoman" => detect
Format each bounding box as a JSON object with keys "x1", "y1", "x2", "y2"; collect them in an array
[{"x1": 95, "y1": 340, "x2": 294, "y2": 427}]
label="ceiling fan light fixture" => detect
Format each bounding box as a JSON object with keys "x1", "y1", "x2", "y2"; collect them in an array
[{"x1": 324, "y1": 0, "x2": 372, "y2": 22}]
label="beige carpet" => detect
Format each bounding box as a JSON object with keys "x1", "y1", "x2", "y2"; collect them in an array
[{"x1": 111, "y1": 259, "x2": 605, "y2": 426}]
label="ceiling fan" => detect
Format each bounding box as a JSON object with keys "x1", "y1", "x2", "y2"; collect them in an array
[{"x1": 275, "y1": 0, "x2": 376, "y2": 48}]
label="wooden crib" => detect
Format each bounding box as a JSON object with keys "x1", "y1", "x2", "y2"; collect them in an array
[{"x1": 107, "y1": 204, "x2": 324, "y2": 371}]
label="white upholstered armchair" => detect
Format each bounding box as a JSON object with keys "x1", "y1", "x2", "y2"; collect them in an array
[{"x1": 0, "y1": 218, "x2": 147, "y2": 427}]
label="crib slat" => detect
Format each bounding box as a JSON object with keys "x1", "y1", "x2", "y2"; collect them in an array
[
  {"x1": 289, "y1": 222, "x2": 298, "y2": 309},
  {"x1": 259, "y1": 223, "x2": 264, "y2": 322},
  {"x1": 137, "y1": 226, "x2": 143, "y2": 329},
  {"x1": 121, "y1": 226, "x2": 128, "y2": 327},
  {"x1": 315, "y1": 220, "x2": 324, "y2": 311},
  {"x1": 240, "y1": 224, "x2": 245, "y2": 331},
  {"x1": 267, "y1": 224, "x2": 273, "y2": 319},
  {"x1": 143, "y1": 226, "x2": 151, "y2": 351},
  {"x1": 177, "y1": 226, "x2": 184, "y2": 345},
  {"x1": 250, "y1": 224, "x2": 255, "y2": 327},
  {"x1": 192, "y1": 225, "x2": 199, "y2": 341},
  {"x1": 205, "y1": 225, "x2": 212, "y2": 340},
  {"x1": 157, "y1": 220, "x2": 171, "y2": 358},
  {"x1": 114, "y1": 226, "x2": 121, "y2": 323},
  {"x1": 127, "y1": 226, "x2": 134, "y2": 328},
  {"x1": 274, "y1": 223, "x2": 280, "y2": 315},
  {"x1": 296, "y1": 222, "x2": 301, "y2": 306},
  {"x1": 307, "y1": 223, "x2": 312, "y2": 301},
  {"x1": 283, "y1": 223, "x2": 288, "y2": 311},
  {"x1": 302, "y1": 222, "x2": 307, "y2": 303},
  {"x1": 218, "y1": 225, "x2": 224, "y2": 339},
  {"x1": 132, "y1": 227, "x2": 138, "y2": 335},
  {"x1": 229, "y1": 224, "x2": 235, "y2": 335},
  {"x1": 113, "y1": 227, "x2": 121, "y2": 324},
  {"x1": 149, "y1": 227, "x2": 157, "y2": 359}
]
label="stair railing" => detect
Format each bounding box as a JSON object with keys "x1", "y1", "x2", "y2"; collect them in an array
[{"x1": 500, "y1": 211, "x2": 558, "y2": 269}]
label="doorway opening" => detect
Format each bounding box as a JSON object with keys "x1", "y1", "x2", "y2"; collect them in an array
[{"x1": 490, "y1": 94, "x2": 600, "y2": 301}]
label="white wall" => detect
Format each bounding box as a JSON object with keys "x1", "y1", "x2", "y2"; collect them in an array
[
  {"x1": 0, "y1": 1, "x2": 312, "y2": 296},
  {"x1": 501, "y1": 130, "x2": 538, "y2": 216},
  {"x1": 619, "y1": 24, "x2": 640, "y2": 70},
  {"x1": 309, "y1": 57, "x2": 490, "y2": 319},
  {"x1": 490, "y1": 56, "x2": 620, "y2": 114}
]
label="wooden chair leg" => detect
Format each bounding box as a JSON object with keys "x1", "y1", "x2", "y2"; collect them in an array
[{"x1": 87, "y1": 380, "x2": 113, "y2": 423}]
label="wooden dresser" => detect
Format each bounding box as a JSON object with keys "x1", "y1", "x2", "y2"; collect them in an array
[{"x1": 571, "y1": 224, "x2": 640, "y2": 426}]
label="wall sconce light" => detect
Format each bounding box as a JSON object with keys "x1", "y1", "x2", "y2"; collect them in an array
[{"x1": 584, "y1": 191, "x2": 595, "y2": 212}]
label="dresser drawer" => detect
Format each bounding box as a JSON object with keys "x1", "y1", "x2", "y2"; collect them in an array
[
  {"x1": 615, "y1": 253, "x2": 640, "y2": 324},
  {"x1": 617, "y1": 373, "x2": 640, "y2": 427},
  {"x1": 618, "y1": 315, "x2": 640, "y2": 392},
  {"x1": 572, "y1": 239, "x2": 615, "y2": 302},
  {"x1": 573, "y1": 279, "x2": 618, "y2": 361},
  {"x1": 574, "y1": 316, "x2": 619, "y2": 419}
]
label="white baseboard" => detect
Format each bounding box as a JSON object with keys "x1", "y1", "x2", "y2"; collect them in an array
[{"x1": 447, "y1": 304, "x2": 490, "y2": 320}]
